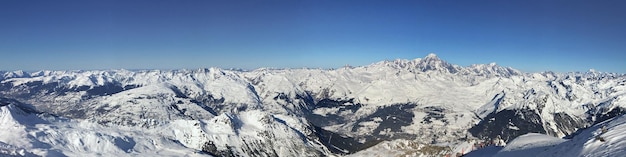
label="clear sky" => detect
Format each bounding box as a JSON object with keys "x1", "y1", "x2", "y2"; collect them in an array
[{"x1": 1, "y1": 0, "x2": 625, "y2": 73}]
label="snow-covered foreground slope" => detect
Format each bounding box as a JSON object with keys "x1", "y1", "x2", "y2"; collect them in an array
[
  {"x1": 536, "y1": 114, "x2": 626, "y2": 157},
  {"x1": 466, "y1": 114, "x2": 626, "y2": 157},
  {"x1": 1, "y1": 54, "x2": 625, "y2": 156},
  {"x1": 493, "y1": 133, "x2": 566, "y2": 157}
]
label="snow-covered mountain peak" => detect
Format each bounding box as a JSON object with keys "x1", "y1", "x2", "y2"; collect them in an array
[
  {"x1": 0, "y1": 100, "x2": 46, "y2": 127},
  {"x1": 1, "y1": 104, "x2": 24, "y2": 120},
  {"x1": 195, "y1": 67, "x2": 222, "y2": 74},
  {"x1": 424, "y1": 53, "x2": 439, "y2": 59},
  {"x1": 2, "y1": 70, "x2": 29, "y2": 79},
  {"x1": 414, "y1": 53, "x2": 459, "y2": 73},
  {"x1": 464, "y1": 63, "x2": 522, "y2": 77},
  {"x1": 405, "y1": 54, "x2": 525, "y2": 77},
  {"x1": 365, "y1": 53, "x2": 460, "y2": 73}
]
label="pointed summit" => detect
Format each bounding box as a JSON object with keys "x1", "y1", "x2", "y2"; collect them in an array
[
  {"x1": 424, "y1": 53, "x2": 439, "y2": 59},
  {"x1": 414, "y1": 53, "x2": 459, "y2": 73}
]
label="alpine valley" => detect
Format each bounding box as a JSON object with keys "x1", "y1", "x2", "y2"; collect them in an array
[{"x1": 1, "y1": 54, "x2": 625, "y2": 157}]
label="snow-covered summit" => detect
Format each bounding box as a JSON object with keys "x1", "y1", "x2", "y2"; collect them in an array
[
  {"x1": 414, "y1": 53, "x2": 459, "y2": 73},
  {"x1": 364, "y1": 53, "x2": 521, "y2": 78},
  {"x1": 2, "y1": 70, "x2": 30, "y2": 79},
  {"x1": 464, "y1": 62, "x2": 522, "y2": 77},
  {"x1": 367, "y1": 53, "x2": 460, "y2": 73}
]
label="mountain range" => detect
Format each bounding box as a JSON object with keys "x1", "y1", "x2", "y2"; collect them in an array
[{"x1": 1, "y1": 53, "x2": 625, "y2": 156}]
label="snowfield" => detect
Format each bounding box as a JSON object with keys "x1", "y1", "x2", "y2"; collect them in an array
[{"x1": 1, "y1": 54, "x2": 625, "y2": 156}]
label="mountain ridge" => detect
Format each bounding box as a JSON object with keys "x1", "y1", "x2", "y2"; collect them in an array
[
  {"x1": 1, "y1": 53, "x2": 523, "y2": 77},
  {"x1": 1, "y1": 54, "x2": 625, "y2": 156}
]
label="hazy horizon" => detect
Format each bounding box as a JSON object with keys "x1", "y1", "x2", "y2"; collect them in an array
[
  {"x1": 1, "y1": 0, "x2": 625, "y2": 73},
  {"x1": 0, "y1": 53, "x2": 615, "y2": 74}
]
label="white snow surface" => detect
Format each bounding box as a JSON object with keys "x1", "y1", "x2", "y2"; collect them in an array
[
  {"x1": 0, "y1": 104, "x2": 326, "y2": 156},
  {"x1": 494, "y1": 133, "x2": 566, "y2": 157},
  {"x1": 1, "y1": 54, "x2": 626, "y2": 156},
  {"x1": 535, "y1": 114, "x2": 626, "y2": 157},
  {"x1": 465, "y1": 114, "x2": 626, "y2": 157}
]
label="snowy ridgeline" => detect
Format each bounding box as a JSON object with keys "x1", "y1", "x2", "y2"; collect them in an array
[{"x1": 1, "y1": 54, "x2": 626, "y2": 156}]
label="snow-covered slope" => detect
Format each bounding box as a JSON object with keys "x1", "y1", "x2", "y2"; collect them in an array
[
  {"x1": 494, "y1": 133, "x2": 566, "y2": 157},
  {"x1": 1, "y1": 53, "x2": 625, "y2": 156},
  {"x1": 535, "y1": 114, "x2": 626, "y2": 157},
  {"x1": 467, "y1": 113, "x2": 626, "y2": 157},
  {"x1": 0, "y1": 99, "x2": 327, "y2": 157}
]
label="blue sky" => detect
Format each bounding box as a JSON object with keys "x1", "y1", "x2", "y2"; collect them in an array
[{"x1": 0, "y1": 0, "x2": 624, "y2": 73}]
